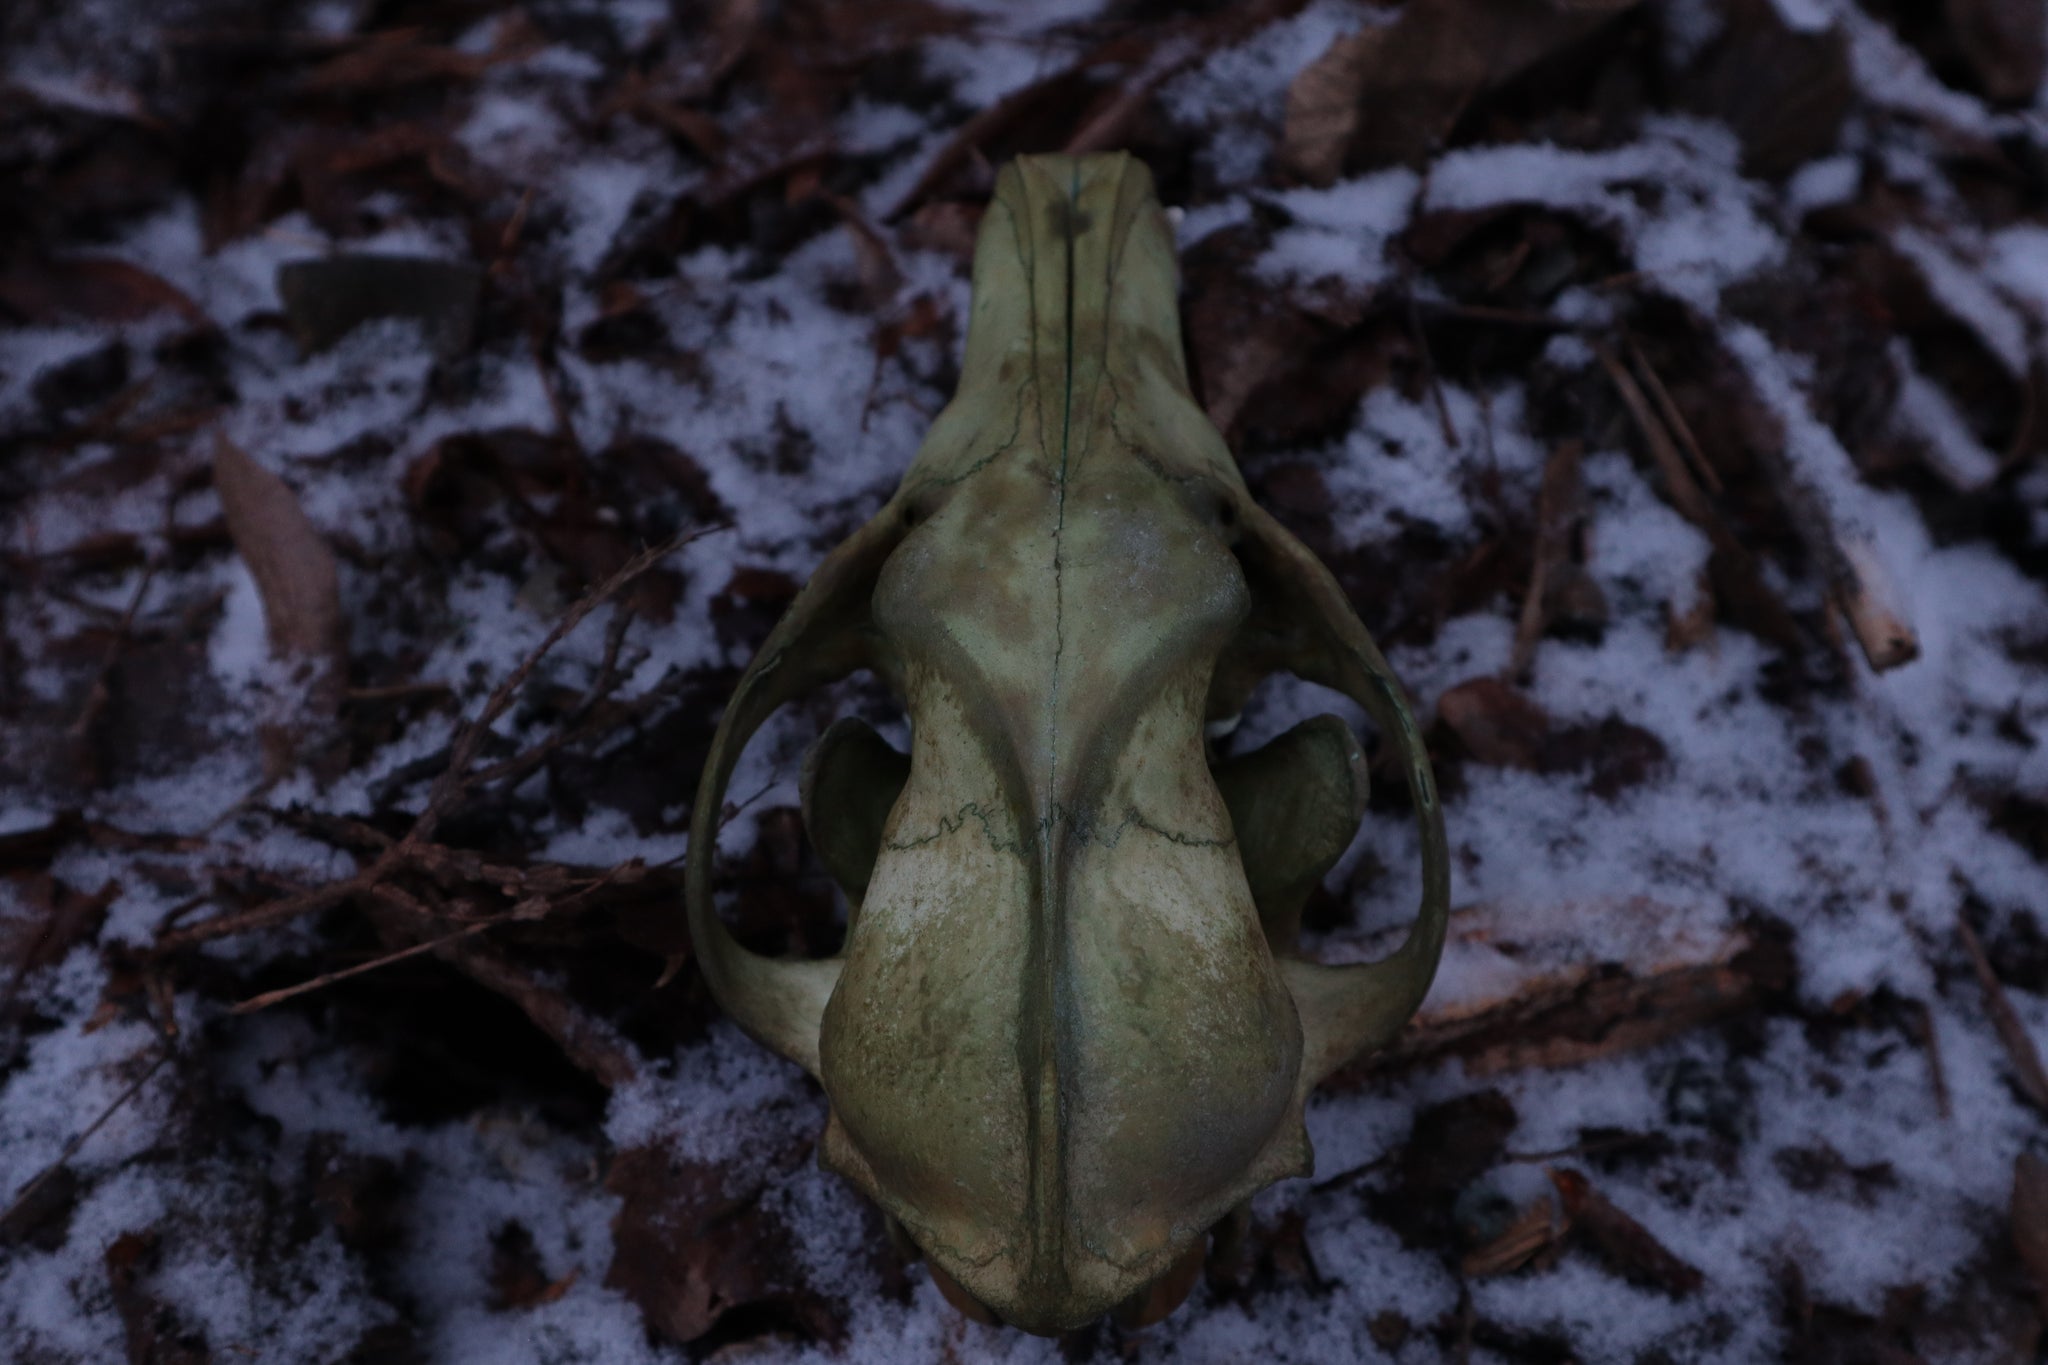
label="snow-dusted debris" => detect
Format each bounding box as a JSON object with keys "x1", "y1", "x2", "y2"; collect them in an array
[{"x1": 3, "y1": 0, "x2": 2048, "y2": 1360}]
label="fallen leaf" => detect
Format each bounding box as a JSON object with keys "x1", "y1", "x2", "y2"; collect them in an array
[
  {"x1": 213, "y1": 433, "x2": 346, "y2": 777},
  {"x1": 1280, "y1": 0, "x2": 1640, "y2": 183},
  {"x1": 305, "y1": 1136, "x2": 406, "y2": 1253},
  {"x1": 0, "y1": 257, "x2": 206, "y2": 326},
  {"x1": 1279, "y1": 27, "x2": 1380, "y2": 186},
  {"x1": 1458, "y1": 1172, "x2": 1569, "y2": 1277},
  {"x1": 1, "y1": 874, "x2": 118, "y2": 990},
  {"x1": 605, "y1": 1142, "x2": 813, "y2": 1342},
  {"x1": 490, "y1": 1220, "x2": 579, "y2": 1310},
  {"x1": 1673, "y1": 0, "x2": 1852, "y2": 179}
]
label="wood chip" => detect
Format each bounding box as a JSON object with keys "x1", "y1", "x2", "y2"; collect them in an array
[{"x1": 1551, "y1": 1167, "x2": 1704, "y2": 1296}]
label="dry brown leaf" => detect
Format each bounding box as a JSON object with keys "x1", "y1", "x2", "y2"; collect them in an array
[
  {"x1": 0, "y1": 257, "x2": 207, "y2": 326},
  {"x1": 1279, "y1": 0, "x2": 1639, "y2": 184},
  {"x1": 1673, "y1": 0, "x2": 1852, "y2": 179},
  {"x1": 212, "y1": 433, "x2": 345, "y2": 777},
  {"x1": 605, "y1": 1142, "x2": 812, "y2": 1342},
  {"x1": 1280, "y1": 28, "x2": 1383, "y2": 186},
  {"x1": 105, "y1": 1228, "x2": 214, "y2": 1365}
]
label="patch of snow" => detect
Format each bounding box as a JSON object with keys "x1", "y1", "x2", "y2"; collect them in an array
[{"x1": 1258, "y1": 169, "x2": 1419, "y2": 289}]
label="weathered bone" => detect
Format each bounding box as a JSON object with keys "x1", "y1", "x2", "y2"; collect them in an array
[{"x1": 685, "y1": 152, "x2": 1447, "y2": 1333}]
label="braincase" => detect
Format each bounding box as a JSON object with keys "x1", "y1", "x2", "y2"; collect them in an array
[{"x1": 871, "y1": 456, "x2": 1249, "y2": 706}]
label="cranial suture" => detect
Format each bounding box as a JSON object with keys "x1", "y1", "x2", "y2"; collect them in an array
[{"x1": 686, "y1": 153, "x2": 1449, "y2": 1334}]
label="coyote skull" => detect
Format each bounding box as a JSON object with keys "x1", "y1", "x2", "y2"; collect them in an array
[{"x1": 685, "y1": 153, "x2": 1448, "y2": 1335}]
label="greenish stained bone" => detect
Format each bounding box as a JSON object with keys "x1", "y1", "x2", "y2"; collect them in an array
[
  {"x1": 801, "y1": 717, "x2": 910, "y2": 911},
  {"x1": 1213, "y1": 714, "x2": 1370, "y2": 956},
  {"x1": 684, "y1": 152, "x2": 1448, "y2": 1334}
]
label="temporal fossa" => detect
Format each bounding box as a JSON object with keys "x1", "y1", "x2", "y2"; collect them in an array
[{"x1": 685, "y1": 152, "x2": 1449, "y2": 1335}]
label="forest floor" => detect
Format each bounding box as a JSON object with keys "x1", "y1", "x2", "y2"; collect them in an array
[{"x1": 4, "y1": 0, "x2": 2048, "y2": 1361}]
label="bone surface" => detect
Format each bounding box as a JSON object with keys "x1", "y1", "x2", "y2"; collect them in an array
[{"x1": 686, "y1": 152, "x2": 1448, "y2": 1334}]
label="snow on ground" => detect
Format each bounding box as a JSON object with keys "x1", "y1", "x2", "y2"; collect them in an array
[{"x1": 3, "y1": 0, "x2": 2048, "y2": 1361}]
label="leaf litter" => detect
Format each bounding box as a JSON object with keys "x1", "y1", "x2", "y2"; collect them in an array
[{"x1": 2, "y1": 0, "x2": 2048, "y2": 1360}]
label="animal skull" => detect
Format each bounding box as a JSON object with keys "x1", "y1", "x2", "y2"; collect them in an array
[{"x1": 686, "y1": 152, "x2": 1448, "y2": 1334}]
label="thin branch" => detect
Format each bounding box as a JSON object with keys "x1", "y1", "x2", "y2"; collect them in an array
[
  {"x1": 1406, "y1": 290, "x2": 1460, "y2": 450},
  {"x1": 228, "y1": 920, "x2": 494, "y2": 1014},
  {"x1": 0, "y1": 1049, "x2": 169, "y2": 1232},
  {"x1": 1958, "y1": 909, "x2": 2048, "y2": 1114},
  {"x1": 68, "y1": 562, "x2": 158, "y2": 739},
  {"x1": 1626, "y1": 340, "x2": 1723, "y2": 495},
  {"x1": 1595, "y1": 340, "x2": 1713, "y2": 524},
  {"x1": 411, "y1": 529, "x2": 715, "y2": 847},
  {"x1": 155, "y1": 527, "x2": 722, "y2": 953}
]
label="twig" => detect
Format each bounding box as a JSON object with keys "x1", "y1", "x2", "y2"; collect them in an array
[
  {"x1": 441, "y1": 936, "x2": 639, "y2": 1086},
  {"x1": 154, "y1": 872, "x2": 373, "y2": 953},
  {"x1": 0, "y1": 1049, "x2": 169, "y2": 1232},
  {"x1": 1595, "y1": 341, "x2": 1713, "y2": 524},
  {"x1": 1508, "y1": 440, "x2": 1584, "y2": 678},
  {"x1": 68, "y1": 563, "x2": 158, "y2": 739},
  {"x1": 1412, "y1": 299, "x2": 1588, "y2": 331},
  {"x1": 163, "y1": 528, "x2": 721, "y2": 954},
  {"x1": 1958, "y1": 909, "x2": 2048, "y2": 1114},
  {"x1": 231, "y1": 856, "x2": 641, "y2": 1020},
  {"x1": 1626, "y1": 340, "x2": 1722, "y2": 495},
  {"x1": 344, "y1": 680, "x2": 456, "y2": 704},
  {"x1": 412, "y1": 531, "x2": 714, "y2": 847},
  {"x1": 228, "y1": 920, "x2": 494, "y2": 1013},
  {"x1": 1407, "y1": 291, "x2": 1460, "y2": 450}
]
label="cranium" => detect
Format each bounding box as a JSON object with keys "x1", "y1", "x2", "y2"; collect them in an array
[{"x1": 685, "y1": 152, "x2": 1447, "y2": 1334}]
